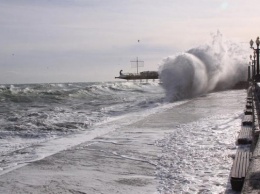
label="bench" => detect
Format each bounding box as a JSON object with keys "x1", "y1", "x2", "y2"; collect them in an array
[
  {"x1": 244, "y1": 108, "x2": 253, "y2": 115},
  {"x1": 246, "y1": 102, "x2": 252, "y2": 109},
  {"x1": 247, "y1": 98, "x2": 253, "y2": 103},
  {"x1": 242, "y1": 115, "x2": 253, "y2": 125},
  {"x1": 230, "y1": 150, "x2": 251, "y2": 191},
  {"x1": 237, "y1": 126, "x2": 253, "y2": 144}
]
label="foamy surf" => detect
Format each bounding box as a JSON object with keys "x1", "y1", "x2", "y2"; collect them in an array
[
  {"x1": 0, "y1": 32, "x2": 249, "y2": 194},
  {"x1": 0, "y1": 89, "x2": 246, "y2": 194},
  {"x1": 0, "y1": 81, "x2": 166, "y2": 173},
  {"x1": 159, "y1": 31, "x2": 248, "y2": 101}
]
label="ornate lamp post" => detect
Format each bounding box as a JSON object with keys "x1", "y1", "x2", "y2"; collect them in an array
[
  {"x1": 248, "y1": 63, "x2": 251, "y2": 81},
  {"x1": 250, "y1": 53, "x2": 256, "y2": 81},
  {"x1": 250, "y1": 37, "x2": 260, "y2": 81},
  {"x1": 249, "y1": 61, "x2": 254, "y2": 82}
]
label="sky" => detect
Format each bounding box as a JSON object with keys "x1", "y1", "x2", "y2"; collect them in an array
[{"x1": 0, "y1": 0, "x2": 259, "y2": 84}]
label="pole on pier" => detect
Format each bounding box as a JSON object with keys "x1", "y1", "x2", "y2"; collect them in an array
[
  {"x1": 252, "y1": 62, "x2": 254, "y2": 81},
  {"x1": 247, "y1": 63, "x2": 251, "y2": 81},
  {"x1": 249, "y1": 61, "x2": 254, "y2": 81},
  {"x1": 250, "y1": 55, "x2": 254, "y2": 80},
  {"x1": 254, "y1": 52, "x2": 256, "y2": 80},
  {"x1": 250, "y1": 37, "x2": 260, "y2": 82},
  {"x1": 257, "y1": 37, "x2": 260, "y2": 76},
  {"x1": 248, "y1": 65, "x2": 251, "y2": 81}
]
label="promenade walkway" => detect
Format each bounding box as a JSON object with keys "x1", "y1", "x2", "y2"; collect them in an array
[{"x1": 240, "y1": 83, "x2": 260, "y2": 193}]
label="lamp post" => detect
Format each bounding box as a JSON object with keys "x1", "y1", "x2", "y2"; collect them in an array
[
  {"x1": 250, "y1": 37, "x2": 260, "y2": 81},
  {"x1": 247, "y1": 62, "x2": 251, "y2": 82},
  {"x1": 250, "y1": 53, "x2": 256, "y2": 81},
  {"x1": 249, "y1": 61, "x2": 254, "y2": 82},
  {"x1": 250, "y1": 61, "x2": 254, "y2": 81},
  {"x1": 248, "y1": 63, "x2": 251, "y2": 81}
]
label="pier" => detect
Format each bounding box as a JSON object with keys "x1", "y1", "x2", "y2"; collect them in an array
[{"x1": 230, "y1": 37, "x2": 260, "y2": 193}]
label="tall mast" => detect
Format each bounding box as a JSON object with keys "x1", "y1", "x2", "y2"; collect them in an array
[{"x1": 131, "y1": 57, "x2": 144, "y2": 74}]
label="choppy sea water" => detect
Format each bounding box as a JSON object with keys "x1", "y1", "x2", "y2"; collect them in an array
[
  {"x1": 0, "y1": 32, "x2": 250, "y2": 193},
  {"x1": 0, "y1": 81, "x2": 165, "y2": 171},
  {"x1": 0, "y1": 81, "x2": 246, "y2": 193}
]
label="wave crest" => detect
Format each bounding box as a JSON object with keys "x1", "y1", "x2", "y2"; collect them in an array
[{"x1": 159, "y1": 32, "x2": 248, "y2": 101}]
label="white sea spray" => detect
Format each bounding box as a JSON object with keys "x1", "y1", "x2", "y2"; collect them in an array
[{"x1": 159, "y1": 31, "x2": 249, "y2": 101}]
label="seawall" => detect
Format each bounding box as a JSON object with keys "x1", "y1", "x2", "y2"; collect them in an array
[{"x1": 232, "y1": 82, "x2": 260, "y2": 193}]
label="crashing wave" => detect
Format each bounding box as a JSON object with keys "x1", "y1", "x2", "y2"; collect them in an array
[{"x1": 159, "y1": 31, "x2": 249, "y2": 102}]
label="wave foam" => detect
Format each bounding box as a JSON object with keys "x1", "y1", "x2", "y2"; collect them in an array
[{"x1": 159, "y1": 31, "x2": 248, "y2": 101}]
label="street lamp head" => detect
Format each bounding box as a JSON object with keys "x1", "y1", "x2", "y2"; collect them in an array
[
  {"x1": 256, "y1": 37, "x2": 260, "y2": 46},
  {"x1": 250, "y1": 39, "x2": 254, "y2": 48}
]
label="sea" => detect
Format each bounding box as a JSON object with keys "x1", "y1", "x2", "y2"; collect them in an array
[
  {"x1": 0, "y1": 32, "x2": 250, "y2": 193},
  {"x1": 0, "y1": 81, "x2": 246, "y2": 193},
  {"x1": 0, "y1": 81, "x2": 165, "y2": 169}
]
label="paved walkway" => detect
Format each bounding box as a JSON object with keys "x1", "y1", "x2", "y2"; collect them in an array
[{"x1": 242, "y1": 85, "x2": 260, "y2": 193}]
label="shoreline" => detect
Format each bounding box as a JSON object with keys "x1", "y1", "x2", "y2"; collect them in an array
[{"x1": 0, "y1": 90, "x2": 246, "y2": 193}]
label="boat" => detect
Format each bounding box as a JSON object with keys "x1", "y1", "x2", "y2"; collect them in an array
[
  {"x1": 115, "y1": 70, "x2": 158, "y2": 80},
  {"x1": 115, "y1": 57, "x2": 159, "y2": 81}
]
